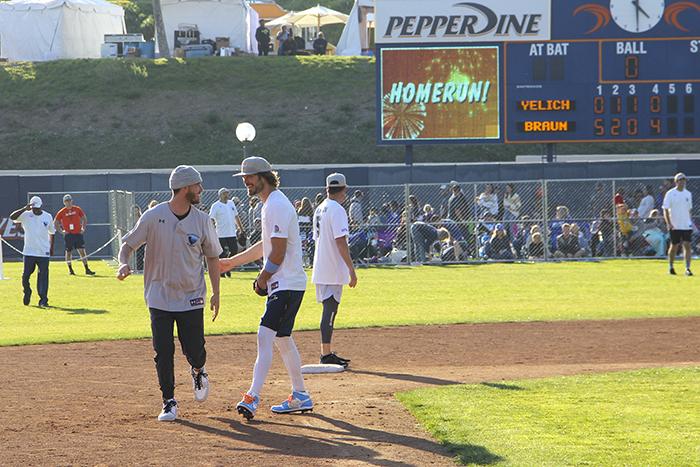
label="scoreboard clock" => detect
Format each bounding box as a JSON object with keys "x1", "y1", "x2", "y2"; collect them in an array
[{"x1": 375, "y1": 0, "x2": 700, "y2": 145}]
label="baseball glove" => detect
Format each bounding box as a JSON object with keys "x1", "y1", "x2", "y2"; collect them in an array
[{"x1": 252, "y1": 278, "x2": 268, "y2": 297}]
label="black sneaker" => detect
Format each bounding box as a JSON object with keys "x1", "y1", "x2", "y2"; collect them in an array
[
  {"x1": 669, "y1": 268, "x2": 677, "y2": 275},
  {"x1": 23, "y1": 290, "x2": 31, "y2": 306},
  {"x1": 686, "y1": 269, "x2": 693, "y2": 276},
  {"x1": 68, "y1": 268, "x2": 76, "y2": 276},
  {"x1": 38, "y1": 300, "x2": 49, "y2": 308},
  {"x1": 321, "y1": 353, "x2": 350, "y2": 367},
  {"x1": 85, "y1": 269, "x2": 96, "y2": 276}
]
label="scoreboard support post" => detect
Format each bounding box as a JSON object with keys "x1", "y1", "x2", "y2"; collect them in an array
[
  {"x1": 404, "y1": 144, "x2": 414, "y2": 166},
  {"x1": 545, "y1": 143, "x2": 556, "y2": 163}
]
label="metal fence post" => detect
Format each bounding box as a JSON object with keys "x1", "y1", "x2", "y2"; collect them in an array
[
  {"x1": 473, "y1": 183, "x2": 480, "y2": 262},
  {"x1": 404, "y1": 183, "x2": 413, "y2": 264},
  {"x1": 542, "y1": 180, "x2": 549, "y2": 262},
  {"x1": 612, "y1": 179, "x2": 618, "y2": 258}
]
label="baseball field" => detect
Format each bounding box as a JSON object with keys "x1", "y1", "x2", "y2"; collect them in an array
[{"x1": 1, "y1": 259, "x2": 698, "y2": 465}]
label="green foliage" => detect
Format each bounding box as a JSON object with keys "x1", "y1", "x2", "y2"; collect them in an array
[
  {"x1": 398, "y1": 367, "x2": 700, "y2": 465},
  {"x1": 0, "y1": 259, "x2": 698, "y2": 346},
  {"x1": 110, "y1": 0, "x2": 154, "y2": 40},
  {"x1": 0, "y1": 57, "x2": 697, "y2": 169}
]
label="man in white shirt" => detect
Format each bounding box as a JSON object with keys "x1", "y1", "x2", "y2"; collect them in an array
[
  {"x1": 221, "y1": 156, "x2": 312, "y2": 420},
  {"x1": 116, "y1": 165, "x2": 223, "y2": 422},
  {"x1": 637, "y1": 185, "x2": 655, "y2": 220},
  {"x1": 348, "y1": 190, "x2": 364, "y2": 226},
  {"x1": 10, "y1": 196, "x2": 55, "y2": 307},
  {"x1": 312, "y1": 173, "x2": 358, "y2": 368},
  {"x1": 209, "y1": 188, "x2": 245, "y2": 278},
  {"x1": 662, "y1": 172, "x2": 694, "y2": 275}
]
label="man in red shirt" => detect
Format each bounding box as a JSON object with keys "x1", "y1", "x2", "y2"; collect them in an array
[{"x1": 54, "y1": 194, "x2": 95, "y2": 276}]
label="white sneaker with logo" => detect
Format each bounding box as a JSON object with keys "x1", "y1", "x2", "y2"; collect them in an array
[
  {"x1": 158, "y1": 399, "x2": 178, "y2": 421},
  {"x1": 192, "y1": 367, "x2": 209, "y2": 402}
]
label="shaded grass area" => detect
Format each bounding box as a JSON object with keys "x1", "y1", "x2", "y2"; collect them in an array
[
  {"x1": 0, "y1": 259, "x2": 698, "y2": 346},
  {"x1": 397, "y1": 367, "x2": 700, "y2": 465},
  {"x1": 0, "y1": 57, "x2": 697, "y2": 169}
]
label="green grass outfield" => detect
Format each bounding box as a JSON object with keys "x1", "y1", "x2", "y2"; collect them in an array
[
  {"x1": 397, "y1": 367, "x2": 700, "y2": 466},
  {"x1": 0, "y1": 259, "x2": 697, "y2": 346}
]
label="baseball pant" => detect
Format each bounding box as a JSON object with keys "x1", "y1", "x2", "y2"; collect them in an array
[
  {"x1": 22, "y1": 256, "x2": 49, "y2": 303},
  {"x1": 150, "y1": 308, "x2": 206, "y2": 401}
]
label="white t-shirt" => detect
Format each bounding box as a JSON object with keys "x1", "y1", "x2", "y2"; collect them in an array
[
  {"x1": 209, "y1": 200, "x2": 238, "y2": 238},
  {"x1": 662, "y1": 187, "x2": 693, "y2": 230},
  {"x1": 637, "y1": 194, "x2": 655, "y2": 219},
  {"x1": 312, "y1": 199, "x2": 351, "y2": 285},
  {"x1": 261, "y1": 190, "x2": 306, "y2": 292},
  {"x1": 15, "y1": 210, "x2": 56, "y2": 257}
]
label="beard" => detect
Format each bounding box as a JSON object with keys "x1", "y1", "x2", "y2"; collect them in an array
[
  {"x1": 185, "y1": 190, "x2": 200, "y2": 205},
  {"x1": 246, "y1": 178, "x2": 264, "y2": 196}
]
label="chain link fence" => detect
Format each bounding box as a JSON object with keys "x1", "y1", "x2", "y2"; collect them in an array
[{"x1": 120, "y1": 176, "x2": 697, "y2": 266}]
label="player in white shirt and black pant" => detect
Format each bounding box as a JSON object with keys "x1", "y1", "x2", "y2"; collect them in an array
[
  {"x1": 221, "y1": 156, "x2": 312, "y2": 420},
  {"x1": 662, "y1": 172, "x2": 694, "y2": 276},
  {"x1": 10, "y1": 196, "x2": 56, "y2": 307},
  {"x1": 312, "y1": 173, "x2": 358, "y2": 367},
  {"x1": 209, "y1": 188, "x2": 245, "y2": 278}
]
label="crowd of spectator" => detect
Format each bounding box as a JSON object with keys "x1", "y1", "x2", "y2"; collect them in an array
[{"x1": 131, "y1": 177, "x2": 696, "y2": 266}]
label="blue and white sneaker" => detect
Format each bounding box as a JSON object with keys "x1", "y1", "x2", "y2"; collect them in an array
[
  {"x1": 236, "y1": 393, "x2": 259, "y2": 420},
  {"x1": 271, "y1": 391, "x2": 313, "y2": 414}
]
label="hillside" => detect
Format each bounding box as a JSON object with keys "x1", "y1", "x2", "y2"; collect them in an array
[{"x1": 0, "y1": 57, "x2": 697, "y2": 170}]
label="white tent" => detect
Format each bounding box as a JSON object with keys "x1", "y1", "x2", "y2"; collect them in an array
[
  {"x1": 160, "y1": 0, "x2": 259, "y2": 54},
  {"x1": 336, "y1": 0, "x2": 373, "y2": 56},
  {"x1": 0, "y1": 0, "x2": 125, "y2": 61}
]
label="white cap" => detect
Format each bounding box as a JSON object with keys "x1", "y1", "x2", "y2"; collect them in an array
[
  {"x1": 326, "y1": 173, "x2": 347, "y2": 188},
  {"x1": 63, "y1": 194, "x2": 72, "y2": 201},
  {"x1": 218, "y1": 188, "x2": 228, "y2": 196},
  {"x1": 29, "y1": 196, "x2": 42, "y2": 208},
  {"x1": 675, "y1": 172, "x2": 687, "y2": 182}
]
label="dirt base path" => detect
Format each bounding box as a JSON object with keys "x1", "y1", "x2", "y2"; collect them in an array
[{"x1": 2, "y1": 317, "x2": 698, "y2": 466}]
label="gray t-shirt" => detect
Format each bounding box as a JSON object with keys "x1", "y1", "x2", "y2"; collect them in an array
[{"x1": 122, "y1": 203, "x2": 223, "y2": 312}]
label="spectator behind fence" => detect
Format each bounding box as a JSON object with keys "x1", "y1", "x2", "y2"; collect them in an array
[
  {"x1": 616, "y1": 203, "x2": 634, "y2": 256},
  {"x1": 313, "y1": 192, "x2": 324, "y2": 209},
  {"x1": 656, "y1": 179, "x2": 673, "y2": 209},
  {"x1": 590, "y1": 208, "x2": 614, "y2": 257},
  {"x1": 255, "y1": 19, "x2": 271, "y2": 56},
  {"x1": 148, "y1": 199, "x2": 159, "y2": 210},
  {"x1": 637, "y1": 185, "x2": 655, "y2": 219},
  {"x1": 554, "y1": 223, "x2": 585, "y2": 258},
  {"x1": 476, "y1": 183, "x2": 499, "y2": 218},
  {"x1": 132, "y1": 205, "x2": 145, "y2": 272},
  {"x1": 349, "y1": 190, "x2": 364, "y2": 226},
  {"x1": 641, "y1": 209, "x2": 668, "y2": 257},
  {"x1": 503, "y1": 183, "x2": 522, "y2": 223},
  {"x1": 408, "y1": 195, "x2": 421, "y2": 222},
  {"x1": 614, "y1": 188, "x2": 625, "y2": 206},
  {"x1": 410, "y1": 221, "x2": 450, "y2": 262},
  {"x1": 549, "y1": 205, "x2": 570, "y2": 250},
  {"x1": 570, "y1": 223, "x2": 590, "y2": 256},
  {"x1": 313, "y1": 32, "x2": 328, "y2": 55},
  {"x1": 422, "y1": 204, "x2": 437, "y2": 223},
  {"x1": 526, "y1": 231, "x2": 545, "y2": 259},
  {"x1": 485, "y1": 224, "x2": 515, "y2": 260},
  {"x1": 447, "y1": 182, "x2": 469, "y2": 223},
  {"x1": 248, "y1": 196, "x2": 262, "y2": 231}
]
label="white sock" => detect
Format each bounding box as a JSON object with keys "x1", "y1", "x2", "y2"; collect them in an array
[
  {"x1": 275, "y1": 336, "x2": 306, "y2": 393},
  {"x1": 248, "y1": 326, "x2": 276, "y2": 397}
]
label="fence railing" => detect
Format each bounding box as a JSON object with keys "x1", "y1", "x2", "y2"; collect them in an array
[{"x1": 123, "y1": 176, "x2": 694, "y2": 266}]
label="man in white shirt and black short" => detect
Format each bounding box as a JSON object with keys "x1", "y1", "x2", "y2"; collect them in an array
[
  {"x1": 662, "y1": 172, "x2": 694, "y2": 276},
  {"x1": 209, "y1": 188, "x2": 245, "y2": 278},
  {"x1": 220, "y1": 156, "x2": 312, "y2": 420},
  {"x1": 10, "y1": 196, "x2": 56, "y2": 307},
  {"x1": 312, "y1": 173, "x2": 357, "y2": 367}
]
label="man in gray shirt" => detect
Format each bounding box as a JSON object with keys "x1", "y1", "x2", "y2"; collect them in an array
[{"x1": 117, "y1": 165, "x2": 222, "y2": 422}]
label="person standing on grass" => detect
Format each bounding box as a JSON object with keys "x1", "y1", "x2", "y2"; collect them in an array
[
  {"x1": 311, "y1": 173, "x2": 358, "y2": 367},
  {"x1": 209, "y1": 188, "x2": 245, "y2": 278},
  {"x1": 116, "y1": 165, "x2": 222, "y2": 422},
  {"x1": 220, "y1": 156, "x2": 312, "y2": 420},
  {"x1": 10, "y1": 196, "x2": 55, "y2": 308},
  {"x1": 54, "y1": 194, "x2": 96, "y2": 276},
  {"x1": 663, "y1": 172, "x2": 694, "y2": 276}
]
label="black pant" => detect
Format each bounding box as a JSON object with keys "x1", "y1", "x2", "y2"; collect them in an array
[
  {"x1": 258, "y1": 43, "x2": 269, "y2": 56},
  {"x1": 219, "y1": 237, "x2": 238, "y2": 258},
  {"x1": 22, "y1": 256, "x2": 49, "y2": 303},
  {"x1": 150, "y1": 308, "x2": 206, "y2": 401}
]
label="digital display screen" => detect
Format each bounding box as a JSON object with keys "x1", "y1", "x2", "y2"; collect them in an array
[{"x1": 377, "y1": 46, "x2": 501, "y2": 143}]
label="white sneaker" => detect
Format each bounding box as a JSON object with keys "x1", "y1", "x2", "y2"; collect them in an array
[
  {"x1": 158, "y1": 399, "x2": 178, "y2": 421},
  {"x1": 192, "y1": 367, "x2": 209, "y2": 402}
]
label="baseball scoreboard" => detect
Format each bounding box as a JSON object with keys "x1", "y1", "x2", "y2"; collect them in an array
[{"x1": 375, "y1": 0, "x2": 700, "y2": 145}]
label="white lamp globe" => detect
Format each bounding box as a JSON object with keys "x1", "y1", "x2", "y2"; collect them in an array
[{"x1": 236, "y1": 122, "x2": 256, "y2": 143}]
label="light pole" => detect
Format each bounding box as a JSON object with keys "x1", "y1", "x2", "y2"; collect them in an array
[{"x1": 235, "y1": 122, "x2": 256, "y2": 157}]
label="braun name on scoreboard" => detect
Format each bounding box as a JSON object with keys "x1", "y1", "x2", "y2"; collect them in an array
[{"x1": 375, "y1": 0, "x2": 551, "y2": 144}]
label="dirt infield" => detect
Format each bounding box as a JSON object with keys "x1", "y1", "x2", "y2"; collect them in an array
[{"x1": 2, "y1": 317, "x2": 699, "y2": 466}]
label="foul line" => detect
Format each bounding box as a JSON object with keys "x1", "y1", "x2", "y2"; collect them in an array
[{"x1": 1, "y1": 232, "x2": 121, "y2": 262}]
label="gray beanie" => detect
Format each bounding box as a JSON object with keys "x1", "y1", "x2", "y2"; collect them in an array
[{"x1": 169, "y1": 165, "x2": 202, "y2": 190}]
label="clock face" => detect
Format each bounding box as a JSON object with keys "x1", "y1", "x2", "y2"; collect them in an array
[{"x1": 610, "y1": 0, "x2": 665, "y2": 33}]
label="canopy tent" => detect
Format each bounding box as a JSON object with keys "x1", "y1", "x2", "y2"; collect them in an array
[
  {"x1": 160, "y1": 0, "x2": 259, "y2": 54},
  {"x1": 0, "y1": 0, "x2": 125, "y2": 61},
  {"x1": 336, "y1": 0, "x2": 373, "y2": 56}
]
